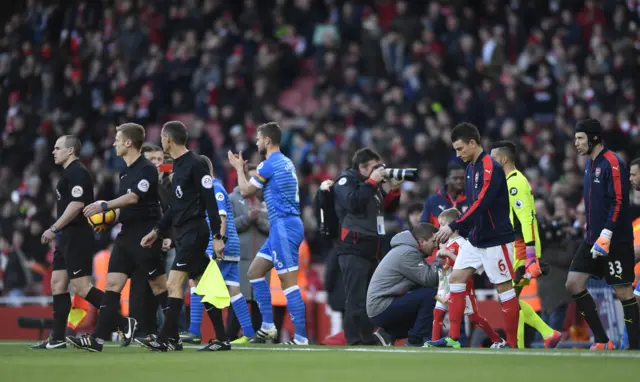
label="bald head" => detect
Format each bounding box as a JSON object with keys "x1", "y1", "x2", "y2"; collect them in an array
[
  {"x1": 62, "y1": 135, "x2": 82, "y2": 157},
  {"x1": 53, "y1": 135, "x2": 82, "y2": 166}
]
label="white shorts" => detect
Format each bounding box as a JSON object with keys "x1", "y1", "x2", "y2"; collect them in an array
[
  {"x1": 435, "y1": 295, "x2": 476, "y2": 315},
  {"x1": 453, "y1": 241, "x2": 515, "y2": 284}
]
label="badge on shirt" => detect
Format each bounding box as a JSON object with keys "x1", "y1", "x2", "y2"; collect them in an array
[
  {"x1": 201, "y1": 175, "x2": 213, "y2": 189},
  {"x1": 71, "y1": 186, "x2": 83, "y2": 198},
  {"x1": 216, "y1": 192, "x2": 224, "y2": 201},
  {"x1": 377, "y1": 215, "x2": 386, "y2": 235},
  {"x1": 138, "y1": 179, "x2": 149, "y2": 193}
]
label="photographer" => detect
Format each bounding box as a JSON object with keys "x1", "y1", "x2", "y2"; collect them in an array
[{"x1": 333, "y1": 148, "x2": 402, "y2": 345}]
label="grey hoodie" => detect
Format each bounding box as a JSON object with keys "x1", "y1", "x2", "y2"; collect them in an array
[{"x1": 366, "y1": 231, "x2": 440, "y2": 318}]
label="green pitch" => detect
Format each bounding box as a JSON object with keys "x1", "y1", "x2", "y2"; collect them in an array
[{"x1": 1, "y1": 342, "x2": 639, "y2": 382}]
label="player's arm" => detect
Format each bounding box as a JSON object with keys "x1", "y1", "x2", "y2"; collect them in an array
[
  {"x1": 449, "y1": 165, "x2": 500, "y2": 232},
  {"x1": 604, "y1": 164, "x2": 623, "y2": 233},
  {"x1": 419, "y1": 197, "x2": 432, "y2": 223},
  {"x1": 592, "y1": 163, "x2": 623, "y2": 257},
  {"x1": 333, "y1": 173, "x2": 378, "y2": 213},
  {"x1": 215, "y1": 189, "x2": 228, "y2": 237},
  {"x1": 510, "y1": 178, "x2": 541, "y2": 276},
  {"x1": 193, "y1": 162, "x2": 222, "y2": 235},
  {"x1": 243, "y1": 160, "x2": 273, "y2": 198},
  {"x1": 510, "y1": 180, "x2": 536, "y2": 246}
]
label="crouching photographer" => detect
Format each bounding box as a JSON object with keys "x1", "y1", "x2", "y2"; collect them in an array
[{"x1": 330, "y1": 148, "x2": 417, "y2": 345}]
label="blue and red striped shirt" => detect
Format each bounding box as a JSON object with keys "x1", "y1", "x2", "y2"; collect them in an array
[
  {"x1": 448, "y1": 152, "x2": 515, "y2": 248},
  {"x1": 583, "y1": 149, "x2": 632, "y2": 244}
]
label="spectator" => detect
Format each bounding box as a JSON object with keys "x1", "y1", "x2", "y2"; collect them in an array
[{"x1": 0, "y1": 1, "x2": 639, "y2": 337}]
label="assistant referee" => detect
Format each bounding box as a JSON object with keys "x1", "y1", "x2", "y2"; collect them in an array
[{"x1": 138, "y1": 121, "x2": 225, "y2": 351}]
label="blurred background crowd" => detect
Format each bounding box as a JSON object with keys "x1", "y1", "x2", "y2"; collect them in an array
[{"x1": 1, "y1": 0, "x2": 640, "y2": 338}]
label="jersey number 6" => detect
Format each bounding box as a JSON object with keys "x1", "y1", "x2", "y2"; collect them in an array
[{"x1": 498, "y1": 259, "x2": 507, "y2": 273}]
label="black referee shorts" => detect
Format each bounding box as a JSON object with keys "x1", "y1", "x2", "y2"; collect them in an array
[
  {"x1": 569, "y1": 240, "x2": 635, "y2": 285},
  {"x1": 108, "y1": 224, "x2": 165, "y2": 279},
  {"x1": 171, "y1": 221, "x2": 210, "y2": 280},
  {"x1": 52, "y1": 225, "x2": 95, "y2": 279}
]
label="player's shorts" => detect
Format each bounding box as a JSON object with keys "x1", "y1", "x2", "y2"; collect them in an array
[
  {"x1": 569, "y1": 240, "x2": 635, "y2": 285},
  {"x1": 171, "y1": 221, "x2": 211, "y2": 279},
  {"x1": 52, "y1": 225, "x2": 95, "y2": 279},
  {"x1": 108, "y1": 224, "x2": 165, "y2": 279},
  {"x1": 256, "y1": 216, "x2": 304, "y2": 274},
  {"x1": 453, "y1": 241, "x2": 515, "y2": 284},
  {"x1": 218, "y1": 261, "x2": 240, "y2": 287},
  {"x1": 634, "y1": 282, "x2": 640, "y2": 297}
]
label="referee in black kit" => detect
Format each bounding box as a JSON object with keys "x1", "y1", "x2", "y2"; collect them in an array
[
  {"x1": 66, "y1": 123, "x2": 169, "y2": 352},
  {"x1": 32, "y1": 135, "x2": 108, "y2": 350},
  {"x1": 138, "y1": 120, "x2": 225, "y2": 351}
]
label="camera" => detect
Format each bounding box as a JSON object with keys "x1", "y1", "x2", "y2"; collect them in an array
[{"x1": 373, "y1": 164, "x2": 419, "y2": 182}]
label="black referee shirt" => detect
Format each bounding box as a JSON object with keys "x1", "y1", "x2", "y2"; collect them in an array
[
  {"x1": 118, "y1": 155, "x2": 162, "y2": 226},
  {"x1": 156, "y1": 151, "x2": 221, "y2": 235},
  {"x1": 56, "y1": 159, "x2": 94, "y2": 229}
]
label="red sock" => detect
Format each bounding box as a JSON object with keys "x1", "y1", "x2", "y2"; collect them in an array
[
  {"x1": 469, "y1": 313, "x2": 501, "y2": 343},
  {"x1": 499, "y1": 289, "x2": 520, "y2": 348},
  {"x1": 432, "y1": 308, "x2": 445, "y2": 340},
  {"x1": 447, "y1": 283, "x2": 467, "y2": 341}
]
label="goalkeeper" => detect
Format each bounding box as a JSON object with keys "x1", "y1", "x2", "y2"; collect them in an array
[
  {"x1": 564, "y1": 119, "x2": 639, "y2": 350},
  {"x1": 491, "y1": 141, "x2": 561, "y2": 349}
]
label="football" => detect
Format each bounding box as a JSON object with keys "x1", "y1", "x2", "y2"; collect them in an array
[{"x1": 87, "y1": 208, "x2": 117, "y2": 231}]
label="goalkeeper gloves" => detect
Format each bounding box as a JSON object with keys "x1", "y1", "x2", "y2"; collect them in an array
[
  {"x1": 591, "y1": 229, "x2": 612, "y2": 259},
  {"x1": 524, "y1": 246, "x2": 541, "y2": 279}
]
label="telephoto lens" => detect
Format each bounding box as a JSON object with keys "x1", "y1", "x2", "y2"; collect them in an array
[{"x1": 383, "y1": 168, "x2": 418, "y2": 182}]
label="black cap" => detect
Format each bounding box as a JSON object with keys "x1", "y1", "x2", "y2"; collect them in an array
[{"x1": 575, "y1": 118, "x2": 602, "y2": 135}]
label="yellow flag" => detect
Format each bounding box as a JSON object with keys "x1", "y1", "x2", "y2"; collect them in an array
[
  {"x1": 67, "y1": 307, "x2": 88, "y2": 329},
  {"x1": 195, "y1": 260, "x2": 230, "y2": 308}
]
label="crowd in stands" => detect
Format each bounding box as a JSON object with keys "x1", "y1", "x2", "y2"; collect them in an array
[{"x1": 1, "y1": 0, "x2": 640, "y2": 336}]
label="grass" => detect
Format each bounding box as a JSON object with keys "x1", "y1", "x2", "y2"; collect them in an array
[{"x1": 1, "y1": 341, "x2": 639, "y2": 382}]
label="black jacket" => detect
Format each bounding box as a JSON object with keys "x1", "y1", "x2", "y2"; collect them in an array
[{"x1": 333, "y1": 168, "x2": 400, "y2": 260}]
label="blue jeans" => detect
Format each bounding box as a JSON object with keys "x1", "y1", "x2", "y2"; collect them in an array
[
  {"x1": 541, "y1": 304, "x2": 568, "y2": 331},
  {"x1": 370, "y1": 287, "x2": 437, "y2": 345},
  {"x1": 536, "y1": 304, "x2": 568, "y2": 342}
]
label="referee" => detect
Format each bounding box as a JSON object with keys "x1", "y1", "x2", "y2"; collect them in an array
[
  {"x1": 138, "y1": 121, "x2": 225, "y2": 351},
  {"x1": 32, "y1": 136, "x2": 105, "y2": 349},
  {"x1": 66, "y1": 123, "x2": 169, "y2": 352}
]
